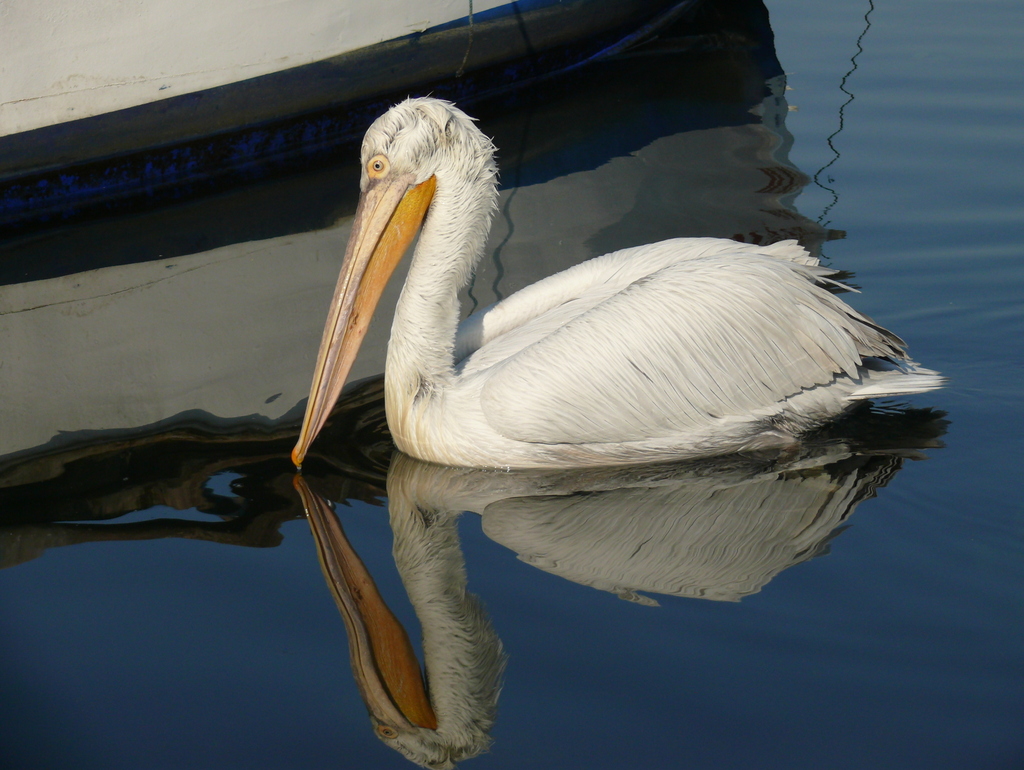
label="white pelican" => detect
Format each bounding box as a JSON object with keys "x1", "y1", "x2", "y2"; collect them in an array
[{"x1": 292, "y1": 97, "x2": 943, "y2": 469}]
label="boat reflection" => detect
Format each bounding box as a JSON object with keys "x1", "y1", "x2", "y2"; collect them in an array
[
  {"x1": 0, "y1": 377, "x2": 392, "y2": 568},
  {"x1": 0, "y1": 377, "x2": 946, "y2": 766}
]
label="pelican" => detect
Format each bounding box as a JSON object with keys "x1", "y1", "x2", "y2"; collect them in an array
[{"x1": 291, "y1": 97, "x2": 943, "y2": 469}]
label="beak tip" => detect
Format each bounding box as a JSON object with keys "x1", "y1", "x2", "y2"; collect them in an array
[{"x1": 291, "y1": 445, "x2": 305, "y2": 469}]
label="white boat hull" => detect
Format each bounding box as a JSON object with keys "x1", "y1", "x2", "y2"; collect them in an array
[{"x1": 2, "y1": 0, "x2": 509, "y2": 137}]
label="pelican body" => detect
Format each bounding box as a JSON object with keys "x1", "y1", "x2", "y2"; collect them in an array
[{"x1": 292, "y1": 98, "x2": 942, "y2": 469}]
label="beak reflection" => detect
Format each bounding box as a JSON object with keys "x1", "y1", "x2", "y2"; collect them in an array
[{"x1": 295, "y1": 474, "x2": 437, "y2": 734}]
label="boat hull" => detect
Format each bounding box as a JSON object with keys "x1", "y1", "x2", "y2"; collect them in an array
[{"x1": 0, "y1": 0, "x2": 696, "y2": 228}]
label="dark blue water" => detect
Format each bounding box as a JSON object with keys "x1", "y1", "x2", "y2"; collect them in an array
[{"x1": 2, "y1": 1, "x2": 1022, "y2": 768}]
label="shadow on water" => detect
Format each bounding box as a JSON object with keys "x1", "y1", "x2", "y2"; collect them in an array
[{"x1": 0, "y1": 376, "x2": 946, "y2": 767}]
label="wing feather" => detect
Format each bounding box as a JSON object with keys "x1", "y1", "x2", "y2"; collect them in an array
[
  {"x1": 474, "y1": 249, "x2": 905, "y2": 445},
  {"x1": 455, "y1": 238, "x2": 832, "y2": 364}
]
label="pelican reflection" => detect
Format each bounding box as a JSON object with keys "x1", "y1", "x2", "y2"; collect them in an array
[
  {"x1": 293, "y1": 401, "x2": 943, "y2": 767},
  {"x1": 296, "y1": 474, "x2": 505, "y2": 769},
  {"x1": 384, "y1": 427, "x2": 939, "y2": 605}
]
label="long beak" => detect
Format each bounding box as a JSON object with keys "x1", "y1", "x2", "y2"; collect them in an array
[
  {"x1": 295, "y1": 475, "x2": 438, "y2": 733},
  {"x1": 292, "y1": 173, "x2": 437, "y2": 467}
]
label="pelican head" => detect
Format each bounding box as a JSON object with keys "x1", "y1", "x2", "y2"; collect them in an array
[{"x1": 292, "y1": 99, "x2": 498, "y2": 466}]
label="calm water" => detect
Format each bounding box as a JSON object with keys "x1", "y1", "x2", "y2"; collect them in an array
[{"x1": 2, "y1": 1, "x2": 1023, "y2": 768}]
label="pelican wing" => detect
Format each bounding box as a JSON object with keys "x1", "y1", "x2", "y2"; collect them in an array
[
  {"x1": 456, "y1": 238, "x2": 822, "y2": 364},
  {"x1": 480, "y1": 462, "x2": 881, "y2": 602},
  {"x1": 475, "y1": 248, "x2": 905, "y2": 445}
]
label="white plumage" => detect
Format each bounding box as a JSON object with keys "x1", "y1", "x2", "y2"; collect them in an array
[{"x1": 292, "y1": 97, "x2": 943, "y2": 469}]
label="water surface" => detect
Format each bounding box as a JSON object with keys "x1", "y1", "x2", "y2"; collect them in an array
[{"x1": 1, "y1": 1, "x2": 1022, "y2": 768}]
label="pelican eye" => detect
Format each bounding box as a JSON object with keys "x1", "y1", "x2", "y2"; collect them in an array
[
  {"x1": 368, "y1": 155, "x2": 390, "y2": 178},
  {"x1": 376, "y1": 724, "x2": 399, "y2": 739}
]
